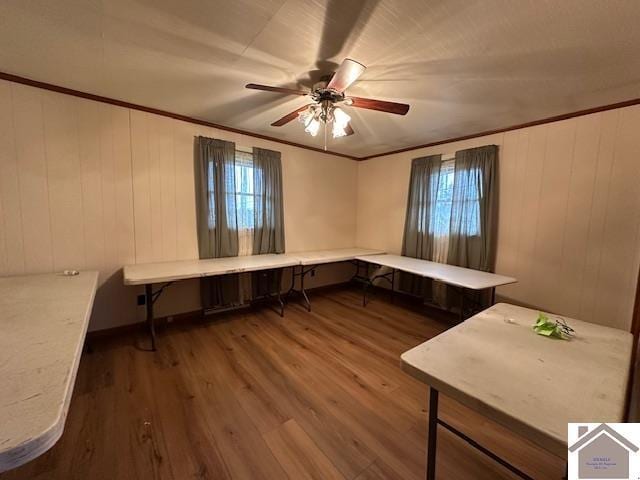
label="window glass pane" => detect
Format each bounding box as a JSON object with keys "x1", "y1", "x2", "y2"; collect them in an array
[
  {"x1": 419, "y1": 159, "x2": 481, "y2": 237},
  {"x1": 234, "y1": 151, "x2": 255, "y2": 230},
  {"x1": 206, "y1": 151, "x2": 256, "y2": 231},
  {"x1": 454, "y1": 166, "x2": 481, "y2": 236},
  {"x1": 429, "y1": 160, "x2": 454, "y2": 237},
  {"x1": 207, "y1": 161, "x2": 216, "y2": 229}
]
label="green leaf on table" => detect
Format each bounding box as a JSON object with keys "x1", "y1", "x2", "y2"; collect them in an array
[{"x1": 532, "y1": 313, "x2": 567, "y2": 339}]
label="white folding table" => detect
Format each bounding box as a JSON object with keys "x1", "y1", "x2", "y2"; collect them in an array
[
  {"x1": 0, "y1": 271, "x2": 99, "y2": 472},
  {"x1": 401, "y1": 303, "x2": 633, "y2": 479},
  {"x1": 285, "y1": 248, "x2": 384, "y2": 311},
  {"x1": 355, "y1": 253, "x2": 517, "y2": 319},
  {"x1": 123, "y1": 254, "x2": 300, "y2": 350}
]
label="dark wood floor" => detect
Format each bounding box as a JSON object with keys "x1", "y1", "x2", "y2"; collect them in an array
[{"x1": 1, "y1": 287, "x2": 565, "y2": 480}]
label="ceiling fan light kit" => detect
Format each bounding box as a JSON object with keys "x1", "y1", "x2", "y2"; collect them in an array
[
  {"x1": 332, "y1": 107, "x2": 351, "y2": 138},
  {"x1": 297, "y1": 103, "x2": 351, "y2": 139},
  {"x1": 246, "y1": 58, "x2": 410, "y2": 146},
  {"x1": 299, "y1": 105, "x2": 321, "y2": 136}
]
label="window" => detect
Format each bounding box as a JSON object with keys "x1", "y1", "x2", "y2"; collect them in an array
[
  {"x1": 425, "y1": 159, "x2": 481, "y2": 238},
  {"x1": 429, "y1": 159, "x2": 454, "y2": 238},
  {"x1": 234, "y1": 150, "x2": 257, "y2": 256},
  {"x1": 206, "y1": 149, "x2": 259, "y2": 255},
  {"x1": 231, "y1": 151, "x2": 256, "y2": 230},
  {"x1": 206, "y1": 150, "x2": 257, "y2": 229},
  {"x1": 450, "y1": 163, "x2": 482, "y2": 237},
  {"x1": 417, "y1": 158, "x2": 481, "y2": 263}
]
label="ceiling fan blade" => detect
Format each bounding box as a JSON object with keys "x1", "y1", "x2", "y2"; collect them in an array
[
  {"x1": 345, "y1": 123, "x2": 355, "y2": 136},
  {"x1": 348, "y1": 96, "x2": 410, "y2": 115},
  {"x1": 327, "y1": 58, "x2": 366, "y2": 92},
  {"x1": 271, "y1": 104, "x2": 314, "y2": 127},
  {"x1": 246, "y1": 83, "x2": 309, "y2": 96}
]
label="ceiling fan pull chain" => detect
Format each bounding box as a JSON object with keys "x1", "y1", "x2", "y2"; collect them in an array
[{"x1": 324, "y1": 121, "x2": 328, "y2": 151}]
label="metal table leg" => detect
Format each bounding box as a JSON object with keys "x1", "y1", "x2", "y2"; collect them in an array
[
  {"x1": 300, "y1": 265, "x2": 312, "y2": 312},
  {"x1": 286, "y1": 265, "x2": 297, "y2": 297},
  {"x1": 257, "y1": 268, "x2": 287, "y2": 317},
  {"x1": 362, "y1": 279, "x2": 368, "y2": 307},
  {"x1": 424, "y1": 385, "x2": 536, "y2": 480},
  {"x1": 362, "y1": 267, "x2": 395, "y2": 307},
  {"x1": 427, "y1": 388, "x2": 439, "y2": 480},
  {"x1": 390, "y1": 268, "x2": 395, "y2": 304},
  {"x1": 286, "y1": 264, "x2": 313, "y2": 311},
  {"x1": 276, "y1": 287, "x2": 285, "y2": 317},
  {"x1": 145, "y1": 283, "x2": 156, "y2": 351},
  {"x1": 276, "y1": 267, "x2": 285, "y2": 316}
]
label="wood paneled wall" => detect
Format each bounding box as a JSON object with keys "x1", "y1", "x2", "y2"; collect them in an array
[
  {"x1": 0, "y1": 80, "x2": 358, "y2": 330},
  {"x1": 357, "y1": 107, "x2": 640, "y2": 331},
  {"x1": 3, "y1": 75, "x2": 639, "y2": 332}
]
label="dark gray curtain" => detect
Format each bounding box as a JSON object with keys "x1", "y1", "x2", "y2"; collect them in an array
[
  {"x1": 194, "y1": 136, "x2": 239, "y2": 307},
  {"x1": 400, "y1": 155, "x2": 442, "y2": 296},
  {"x1": 251, "y1": 147, "x2": 285, "y2": 298},
  {"x1": 400, "y1": 146, "x2": 498, "y2": 311},
  {"x1": 447, "y1": 145, "x2": 498, "y2": 272},
  {"x1": 252, "y1": 147, "x2": 285, "y2": 254},
  {"x1": 446, "y1": 145, "x2": 498, "y2": 308}
]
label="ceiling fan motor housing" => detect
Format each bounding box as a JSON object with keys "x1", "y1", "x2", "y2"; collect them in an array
[{"x1": 311, "y1": 85, "x2": 345, "y2": 104}]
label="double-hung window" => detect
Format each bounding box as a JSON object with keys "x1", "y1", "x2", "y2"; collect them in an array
[
  {"x1": 422, "y1": 158, "x2": 481, "y2": 262},
  {"x1": 232, "y1": 150, "x2": 256, "y2": 255},
  {"x1": 206, "y1": 149, "x2": 258, "y2": 255}
]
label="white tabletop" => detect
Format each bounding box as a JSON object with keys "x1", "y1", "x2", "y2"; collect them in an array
[
  {"x1": 123, "y1": 254, "x2": 301, "y2": 286},
  {"x1": 356, "y1": 254, "x2": 516, "y2": 290},
  {"x1": 0, "y1": 271, "x2": 99, "y2": 472},
  {"x1": 401, "y1": 303, "x2": 633, "y2": 457},
  {"x1": 291, "y1": 248, "x2": 385, "y2": 266}
]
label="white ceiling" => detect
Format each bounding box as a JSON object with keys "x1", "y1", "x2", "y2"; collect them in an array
[{"x1": 1, "y1": 0, "x2": 640, "y2": 158}]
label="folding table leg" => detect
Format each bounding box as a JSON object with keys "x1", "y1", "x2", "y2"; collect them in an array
[
  {"x1": 145, "y1": 284, "x2": 156, "y2": 351},
  {"x1": 362, "y1": 280, "x2": 370, "y2": 307},
  {"x1": 286, "y1": 265, "x2": 297, "y2": 297},
  {"x1": 427, "y1": 388, "x2": 439, "y2": 480},
  {"x1": 300, "y1": 266, "x2": 312, "y2": 312},
  {"x1": 390, "y1": 268, "x2": 395, "y2": 304},
  {"x1": 276, "y1": 289, "x2": 285, "y2": 317}
]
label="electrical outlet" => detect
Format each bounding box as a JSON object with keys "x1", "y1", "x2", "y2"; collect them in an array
[{"x1": 137, "y1": 294, "x2": 146, "y2": 306}]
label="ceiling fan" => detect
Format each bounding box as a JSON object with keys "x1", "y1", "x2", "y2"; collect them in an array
[{"x1": 246, "y1": 58, "x2": 410, "y2": 143}]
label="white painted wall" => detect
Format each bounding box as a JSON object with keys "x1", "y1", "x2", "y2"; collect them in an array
[
  {"x1": 357, "y1": 107, "x2": 640, "y2": 331},
  {"x1": 0, "y1": 80, "x2": 358, "y2": 330}
]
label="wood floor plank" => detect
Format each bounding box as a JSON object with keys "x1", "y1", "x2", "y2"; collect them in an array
[
  {"x1": 143, "y1": 334, "x2": 232, "y2": 479},
  {"x1": 259, "y1": 310, "x2": 425, "y2": 438},
  {"x1": 235, "y1": 313, "x2": 429, "y2": 480},
  {"x1": 203, "y1": 324, "x2": 292, "y2": 435},
  {"x1": 169, "y1": 327, "x2": 289, "y2": 480},
  {"x1": 0, "y1": 286, "x2": 565, "y2": 480},
  {"x1": 226, "y1": 312, "x2": 380, "y2": 478},
  {"x1": 263, "y1": 419, "x2": 346, "y2": 480}
]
